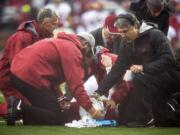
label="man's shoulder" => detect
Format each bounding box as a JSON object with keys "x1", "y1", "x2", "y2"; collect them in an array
[
  {"x1": 52, "y1": 38, "x2": 81, "y2": 53},
  {"x1": 17, "y1": 20, "x2": 35, "y2": 30},
  {"x1": 7, "y1": 30, "x2": 33, "y2": 43},
  {"x1": 148, "y1": 28, "x2": 164, "y2": 36},
  {"x1": 142, "y1": 28, "x2": 167, "y2": 43},
  {"x1": 138, "y1": 28, "x2": 163, "y2": 41},
  {"x1": 130, "y1": 0, "x2": 145, "y2": 11},
  {"x1": 17, "y1": 20, "x2": 39, "y2": 36},
  {"x1": 91, "y1": 27, "x2": 103, "y2": 37}
]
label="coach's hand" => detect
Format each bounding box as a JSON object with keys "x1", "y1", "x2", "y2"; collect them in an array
[{"x1": 130, "y1": 64, "x2": 143, "y2": 73}]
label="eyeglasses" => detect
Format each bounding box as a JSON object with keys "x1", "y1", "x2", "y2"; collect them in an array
[
  {"x1": 116, "y1": 28, "x2": 131, "y2": 37},
  {"x1": 119, "y1": 29, "x2": 129, "y2": 34}
]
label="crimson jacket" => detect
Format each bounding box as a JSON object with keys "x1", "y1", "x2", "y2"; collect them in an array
[
  {"x1": 90, "y1": 47, "x2": 118, "y2": 84},
  {"x1": 11, "y1": 32, "x2": 93, "y2": 110},
  {"x1": 0, "y1": 20, "x2": 43, "y2": 101}
]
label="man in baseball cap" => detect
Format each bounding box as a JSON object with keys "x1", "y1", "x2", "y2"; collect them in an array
[
  {"x1": 77, "y1": 32, "x2": 95, "y2": 55},
  {"x1": 104, "y1": 14, "x2": 120, "y2": 34},
  {"x1": 91, "y1": 14, "x2": 121, "y2": 55},
  {"x1": 8, "y1": 32, "x2": 104, "y2": 125}
]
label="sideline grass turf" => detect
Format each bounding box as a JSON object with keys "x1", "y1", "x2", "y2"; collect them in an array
[
  {"x1": 0, "y1": 93, "x2": 5, "y2": 103},
  {"x1": 0, "y1": 92, "x2": 180, "y2": 135},
  {"x1": 0, "y1": 122, "x2": 180, "y2": 135}
]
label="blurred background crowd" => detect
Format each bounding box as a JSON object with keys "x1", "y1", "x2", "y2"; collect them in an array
[{"x1": 0, "y1": 0, "x2": 180, "y2": 56}]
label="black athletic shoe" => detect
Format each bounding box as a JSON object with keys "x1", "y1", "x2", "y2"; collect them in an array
[
  {"x1": 6, "y1": 96, "x2": 22, "y2": 125},
  {"x1": 127, "y1": 118, "x2": 155, "y2": 128}
]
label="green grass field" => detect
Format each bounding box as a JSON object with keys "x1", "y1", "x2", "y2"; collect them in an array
[
  {"x1": 0, "y1": 123, "x2": 180, "y2": 135},
  {"x1": 0, "y1": 93, "x2": 180, "y2": 135},
  {"x1": 0, "y1": 93, "x2": 5, "y2": 103}
]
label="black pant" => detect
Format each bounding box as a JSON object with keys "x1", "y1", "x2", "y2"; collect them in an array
[
  {"x1": 11, "y1": 74, "x2": 67, "y2": 125},
  {"x1": 118, "y1": 72, "x2": 177, "y2": 125}
]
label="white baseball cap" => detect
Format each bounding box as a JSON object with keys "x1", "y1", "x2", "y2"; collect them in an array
[{"x1": 77, "y1": 32, "x2": 95, "y2": 55}]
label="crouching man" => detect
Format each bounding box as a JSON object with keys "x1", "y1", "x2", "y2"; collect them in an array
[
  {"x1": 96, "y1": 12, "x2": 176, "y2": 127},
  {"x1": 8, "y1": 32, "x2": 104, "y2": 125}
]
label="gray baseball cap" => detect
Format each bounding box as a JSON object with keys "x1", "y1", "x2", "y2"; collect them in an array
[{"x1": 77, "y1": 32, "x2": 95, "y2": 55}]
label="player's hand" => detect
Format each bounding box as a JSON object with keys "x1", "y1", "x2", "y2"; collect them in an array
[
  {"x1": 104, "y1": 99, "x2": 116, "y2": 109},
  {"x1": 130, "y1": 65, "x2": 143, "y2": 73}
]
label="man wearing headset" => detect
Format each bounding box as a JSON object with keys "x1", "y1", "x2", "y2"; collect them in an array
[{"x1": 95, "y1": 12, "x2": 177, "y2": 127}]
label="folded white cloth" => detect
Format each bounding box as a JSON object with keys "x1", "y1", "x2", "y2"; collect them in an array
[
  {"x1": 65, "y1": 116, "x2": 100, "y2": 128},
  {"x1": 65, "y1": 117, "x2": 118, "y2": 128}
]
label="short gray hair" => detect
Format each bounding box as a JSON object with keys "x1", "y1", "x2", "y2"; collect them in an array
[{"x1": 37, "y1": 8, "x2": 58, "y2": 23}]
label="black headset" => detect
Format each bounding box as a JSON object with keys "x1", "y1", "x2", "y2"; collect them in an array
[{"x1": 116, "y1": 13, "x2": 137, "y2": 26}]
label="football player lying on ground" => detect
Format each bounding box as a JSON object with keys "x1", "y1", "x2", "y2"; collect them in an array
[{"x1": 57, "y1": 46, "x2": 134, "y2": 123}]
